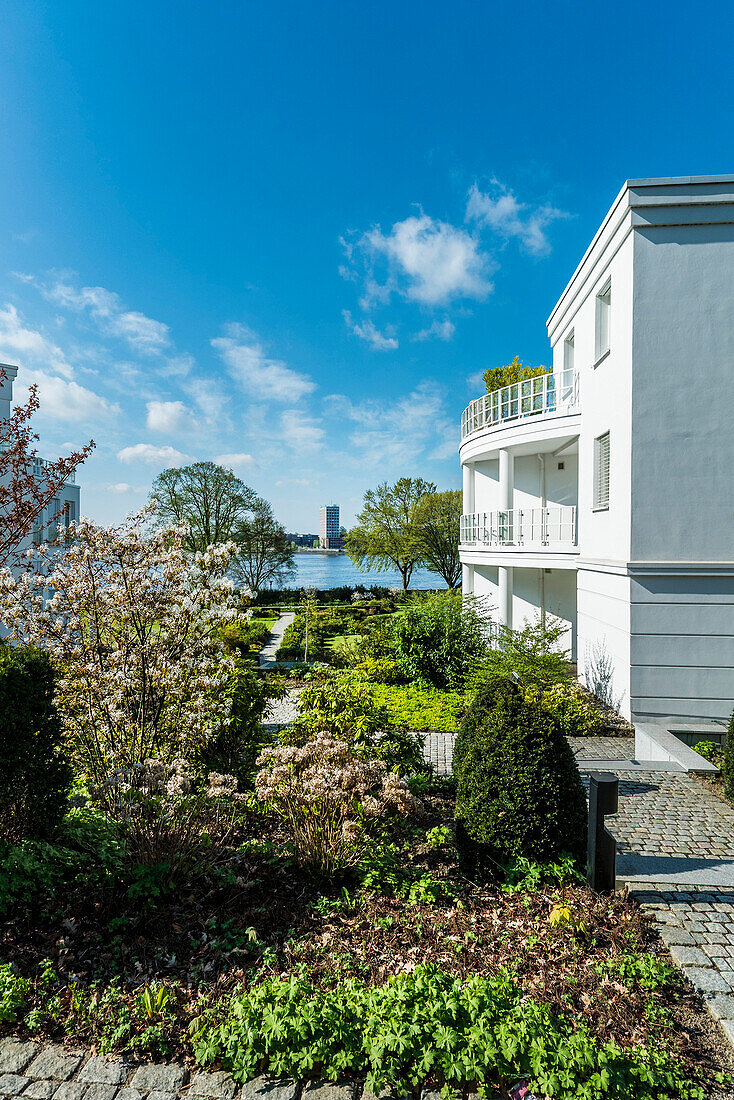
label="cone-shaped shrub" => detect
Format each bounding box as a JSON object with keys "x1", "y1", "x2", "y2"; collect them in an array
[
  {"x1": 0, "y1": 644, "x2": 71, "y2": 842},
  {"x1": 452, "y1": 675, "x2": 518, "y2": 781},
  {"x1": 724, "y1": 707, "x2": 734, "y2": 803},
  {"x1": 455, "y1": 677, "x2": 587, "y2": 875}
]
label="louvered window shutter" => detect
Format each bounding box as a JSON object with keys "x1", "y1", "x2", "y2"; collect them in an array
[{"x1": 593, "y1": 432, "x2": 610, "y2": 510}]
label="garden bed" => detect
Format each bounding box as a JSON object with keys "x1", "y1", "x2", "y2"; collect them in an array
[{"x1": 1, "y1": 781, "x2": 733, "y2": 1096}]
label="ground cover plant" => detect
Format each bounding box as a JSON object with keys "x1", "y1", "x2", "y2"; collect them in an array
[
  {"x1": 0, "y1": 522, "x2": 730, "y2": 1098},
  {"x1": 0, "y1": 776, "x2": 730, "y2": 1097}
]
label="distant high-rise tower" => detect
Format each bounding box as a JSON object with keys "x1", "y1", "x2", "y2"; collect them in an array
[{"x1": 319, "y1": 504, "x2": 342, "y2": 549}]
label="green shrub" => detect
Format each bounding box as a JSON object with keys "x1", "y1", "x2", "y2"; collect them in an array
[
  {"x1": 192, "y1": 963, "x2": 699, "y2": 1098},
  {"x1": 526, "y1": 682, "x2": 605, "y2": 737},
  {"x1": 0, "y1": 644, "x2": 72, "y2": 842},
  {"x1": 483, "y1": 356, "x2": 550, "y2": 395},
  {"x1": 693, "y1": 740, "x2": 723, "y2": 765},
  {"x1": 469, "y1": 616, "x2": 572, "y2": 692},
  {"x1": 199, "y1": 660, "x2": 285, "y2": 787},
  {"x1": 0, "y1": 963, "x2": 31, "y2": 1025},
  {"x1": 368, "y1": 683, "x2": 466, "y2": 734},
  {"x1": 392, "y1": 591, "x2": 487, "y2": 690},
  {"x1": 0, "y1": 806, "x2": 125, "y2": 918},
  {"x1": 724, "y1": 709, "x2": 734, "y2": 803},
  {"x1": 354, "y1": 657, "x2": 408, "y2": 684},
  {"x1": 453, "y1": 676, "x2": 516, "y2": 780},
  {"x1": 455, "y1": 678, "x2": 587, "y2": 874},
  {"x1": 276, "y1": 612, "x2": 327, "y2": 661},
  {"x1": 291, "y1": 677, "x2": 424, "y2": 775}
]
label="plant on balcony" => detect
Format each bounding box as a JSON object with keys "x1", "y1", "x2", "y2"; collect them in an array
[
  {"x1": 483, "y1": 355, "x2": 550, "y2": 395},
  {"x1": 455, "y1": 677, "x2": 587, "y2": 874}
]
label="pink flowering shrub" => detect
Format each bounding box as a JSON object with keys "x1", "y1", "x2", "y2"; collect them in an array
[
  {"x1": 98, "y1": 757, "x2": 242, "y2": 880},
  {"x1": 255, "y1": 734, "x2": 421, "y2": 874}
]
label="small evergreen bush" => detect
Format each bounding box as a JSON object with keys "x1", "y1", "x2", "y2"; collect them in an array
[
  {"x1": 455, "y1": 678, "x2": 587, "y2": 874},
  {"x1": 452, "y1": 675, "x2": 517, "y2": 780},
  {"x1": 724, "y1": 707, "x2": 734, "y2": 802},
  {"x1": 526, "y1": 682, "x2": 605, "y2": 737},
  {"x1": 0, "y1": 644, "x2": 71, "y2": 842}
]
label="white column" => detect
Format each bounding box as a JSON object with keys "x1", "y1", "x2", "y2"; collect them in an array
[
  {"x1": 462, "y1": 563, "x2": 474, "y2": 596},
  {"x1": 462, "y1": 461, "x2": 475, "y2": 514},
  {"x1": 499, "y1": 448, "x2": 514, "y2": 511},
  {"x1": 498, "y1": 565, "x2": 513, "y2": 629}
]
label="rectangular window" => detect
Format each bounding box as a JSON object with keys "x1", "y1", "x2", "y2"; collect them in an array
[
  {"x1": 563, "y1": 330, "x2": 575, "y2": 373},
  {"x1": 593, "y1": 432, "x2": 610, "y2": 510},
  {"x1": 595, "y1": 280, "x2": 611, "y2": 361}
]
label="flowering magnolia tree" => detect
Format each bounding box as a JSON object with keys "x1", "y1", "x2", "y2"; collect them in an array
[
  {"x1": 0, "y1": 511, "x2": 242, "y2": 791},
  {"x1": 0, "y1": 368, "x2": 93, "y2": 566}
]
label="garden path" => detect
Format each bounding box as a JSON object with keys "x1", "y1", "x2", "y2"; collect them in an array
[
  {"x1": 571, "y1": 737, "x2": 734, "y2": 1045},
  {"x1": 258, "y1": 613, "x2": 295, "y2": 666},
  {"x1": 0, "y1": 1042, "x2": 500, "y2": 1100}
]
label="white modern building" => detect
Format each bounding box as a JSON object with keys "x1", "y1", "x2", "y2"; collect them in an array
[
  {"x1": 0, "y1": 363, "x2": 81, "y2": 558},
  {"x1": 460, "y1": 175, "x2": 734, "y2": 724},
  {"x1": 319, "y1": 504, "x2": 342, "y2": 550}
]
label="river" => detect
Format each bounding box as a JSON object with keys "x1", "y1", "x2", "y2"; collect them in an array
[{"x1": 287, "y1": 552, "x2": 448, "y2": 591}]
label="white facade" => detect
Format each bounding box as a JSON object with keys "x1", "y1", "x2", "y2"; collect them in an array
[
  {"x1": 460, "y1": 175, "x2": 734, "y2": 724},
  {"x1": 319, "y1": 504, "x2": 342, "y2": 549},
  {"x1": 0, "y1": 363, "x2": 81, "y2": 562}
]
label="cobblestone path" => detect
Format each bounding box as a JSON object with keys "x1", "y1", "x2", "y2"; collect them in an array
[{"x1": 0, "y1": 1040, "x2": 497, "y2": 1100}]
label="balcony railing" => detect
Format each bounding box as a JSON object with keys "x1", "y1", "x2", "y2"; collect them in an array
[
  {"x1": 461, "y1": 369, "x2": 579, "y2": 441},
  {"x1": 460, "y1": 506, "x2": 578, "y2": 549},
  {"x1": 33, "y1": 456, "x2": 75, "y2": 485}
]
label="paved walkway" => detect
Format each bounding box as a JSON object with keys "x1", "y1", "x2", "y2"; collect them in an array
[
  {"x1": 258, "y1": 613, "x2": 295, "y2": 666},
  {"x1": 0, "y1": 1040, "x2": 498, "y2": 1100},
  {"x1": 567, "y1": 735, "x2": 734, "y2": 1041}
]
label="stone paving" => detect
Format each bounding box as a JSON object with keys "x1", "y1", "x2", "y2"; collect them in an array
[
  {"x1": 422, "y1": 729, "x2": 455, "y2": 776},
  {"x1": 0, "y1": 1041, "x2": 497, "y2": 1100}
]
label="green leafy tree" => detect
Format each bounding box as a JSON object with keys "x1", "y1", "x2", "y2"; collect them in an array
[
  {"x1": 483, "y1": 355, "x2": 549, "y2": 395},
  {"x1": 345, "y1": 477, "x2": 435, "y2": 591},
  {"x1": 413, "y1": 489, "x2": 462, "y2": 589},
  {"x1": 230, "y1": 500, "x2": 295, "y2": 593},
  {"x1": 149, "y1": 461, "x2": 259, "y2": 553}
]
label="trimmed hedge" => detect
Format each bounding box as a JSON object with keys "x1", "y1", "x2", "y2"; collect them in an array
[
  {"x1": 455, "y1": 678, "x2": 587, "y2": 874},
  {"x1": 0, "y1": 644, "x2": 71, "y2": 842},
  {"x1": 724, "y1": 707, "x2": 734, "y2": 803}
]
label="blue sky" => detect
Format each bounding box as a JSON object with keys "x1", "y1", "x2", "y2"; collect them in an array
[{"x1": 0, "y1": 1, "x2": 732, "y2": 530}]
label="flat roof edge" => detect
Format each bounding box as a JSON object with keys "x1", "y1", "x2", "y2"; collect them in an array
[{"x1": 547, "y1": 173, "x2": 734, "y2": 333}]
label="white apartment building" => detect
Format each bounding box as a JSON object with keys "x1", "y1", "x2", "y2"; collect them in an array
[
  {"x1": 0, "y1": 363, "x2": 81, "y2": 558},
  {"x1": 319, "y1": 504, "x2": 342, "y2": 549},
  {"x1": 460, "y1": 175, "x2": 734, "y2": 725}
]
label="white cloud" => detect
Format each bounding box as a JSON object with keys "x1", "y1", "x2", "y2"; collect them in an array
[
  {"x1": 212, "y1": 323, "x2": 315, "y2": 403},
  {"x1": 109, "y1": 483, "x2": 134, "y2": 493},
  {"x1": 279, "y1": 409, "x2": 324, "y2": 452},
  {"x1": 465, "y1": 182, "x2": 568, "y2": 257},
  {"x1": 326, "y1": 382, "x2": 456, "y2": 466},
  {"x1": 40, "y1": 276, "x2": 171, "y2": 353},
  {"x1": 345, "y1": 214, "x2": 494, "y2": 309},
  {"x1": 145, "y1": 399, "x2": 195, "y2": 433},
  {"x1": 117, "y1": 443, "x2": 189, "y2": 466},
  {"x1": 412, "y1": 318, "x2": 455, "y2": 342},
  {"x1": 215, "y1": 452, "x2": 256, "y2": 471},
  {"x1": 342, "y1": 311, "x2": 398, "y2": 351},
  {"x1": 0, "y1": 303, "x2": 74, "y2": 378},
  {"x1": 0, "y1": 303, "x2": 119, "y2": 422},
  {"x1": 18, "y1": 369, "x2": 119, "y2": 423}
]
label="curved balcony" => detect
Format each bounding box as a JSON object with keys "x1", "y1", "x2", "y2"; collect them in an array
[
  {"x1": 461, "y1": 370, "x2": 579, "y2": 442},
  {"x1": 460, "y1": 506, "x2": 577, "y2": 550}
]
